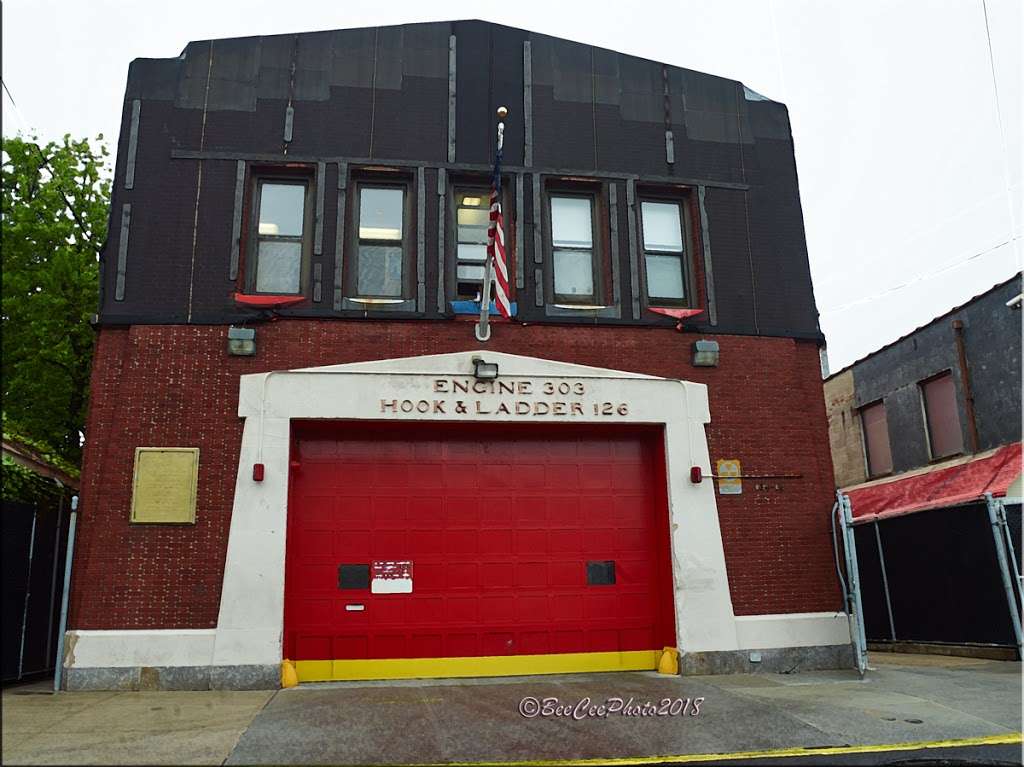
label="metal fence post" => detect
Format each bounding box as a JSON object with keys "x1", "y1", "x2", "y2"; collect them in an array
[
  {"x1": 873, "y1": 521, "x2": 896, "y2": 641},
  {"x1": 45, "y1": 494, "x2": 66, "y2": 672},
  {"x1": 17, "y1": 508, "x2": 39, "y2": 681},
  {"x1": 996, "y1": 499, "x2": 1022, "y2": 596},
  {"x1": 53, "y1": 498, "x2": 78, "y2": 693},
  {"x1": 986, "y1": 493, "x2": 1023, "y2": 658},
  {"x1": 840, "y1": 493, "x2": 869, "y2": 675}
]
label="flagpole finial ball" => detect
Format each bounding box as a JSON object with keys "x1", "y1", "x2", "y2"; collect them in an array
[{"x1": 496, "y1": 106, "x2": 508, "y2": 119}]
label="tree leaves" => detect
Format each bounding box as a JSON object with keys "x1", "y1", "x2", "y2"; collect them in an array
[{"x1": 2, "y1": 135, "x2": 110, "y2": 467}]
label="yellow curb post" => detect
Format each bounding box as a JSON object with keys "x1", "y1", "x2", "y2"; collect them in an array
[
  {"x1": 657, "y1": 647, "x2": 679, "y2": 675},
  {"x1": 280, "y1": 658, "x2": 299, "y2": 688}
]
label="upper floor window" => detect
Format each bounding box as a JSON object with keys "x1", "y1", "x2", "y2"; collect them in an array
[
  {"x1": 920, "y1": 372, "x2": 963, "y2": 459},
  {"x1": 252, "y1": 179, "x2": 310, "y2": 294},
  {"x1": 861, "y1": 400, "x2": 893, "y2": 477},
  {"x1": 640, "y1": 199, "x2": 688, "y2": 305},
  {"x1": 549, "y1": 193, "x2": 599, "y2": 305},
  {"x1": 354, "y1": 184, "x2": 406, "y2": 299},
  {"x1": 455, "y1": 189, "x2": 490, "y2": 300}
]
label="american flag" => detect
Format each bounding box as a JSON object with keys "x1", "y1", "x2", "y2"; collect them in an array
[{"x1": 487, "y1": 139, "x2": 512, "y2": 319}]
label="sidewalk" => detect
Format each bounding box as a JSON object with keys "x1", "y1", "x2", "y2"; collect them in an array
[
  {"x1": 2, "y1": 654, "x2": 1020, "y2": 765},
  {"x1": 2, "y1": 687, "x2": 273, "y2": 765}
]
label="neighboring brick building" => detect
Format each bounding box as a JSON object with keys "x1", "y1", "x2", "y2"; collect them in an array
[
  {"x1": 824, "y1": 274, "x2": 1022, "y2": 655},
  {"x1": 65, "y1": 21, "x2": 851, "y2": 690},
  {"x1": 825, "y1": 274, "x2": 1022, "y2": 488},
  {"x1": 825, "y1": 368, "x2": 864, "y2": 489}
]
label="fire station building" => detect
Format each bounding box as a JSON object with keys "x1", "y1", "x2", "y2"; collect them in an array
[{"x1": 66, "y1": 20, "x2": 852, "y2": 690}]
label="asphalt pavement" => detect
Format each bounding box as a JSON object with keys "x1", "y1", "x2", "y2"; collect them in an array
[{"x1": 2, "y1": 653, "x2": 1020, "y2": 765}]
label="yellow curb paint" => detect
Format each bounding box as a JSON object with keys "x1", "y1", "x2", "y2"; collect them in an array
[
  {"x1": 427, "y1": 733, "x2": 1023, "y2": 767},
  {"x1": 295, "y1": 650, "x2": 659, "y2": 682}
]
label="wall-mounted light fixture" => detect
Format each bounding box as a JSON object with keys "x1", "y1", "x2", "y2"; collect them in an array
[
  {"x1": 692, "y1": 339, "x2": 720, "y2": 367},
  {"x1": 472, "y1": 356, "x2": 499, "y2": 380},
  {"x1": 228, "y1": 326, "x2": 256, "y2": 356}
]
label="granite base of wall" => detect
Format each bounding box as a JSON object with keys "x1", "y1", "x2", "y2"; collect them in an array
[
  {"x1": 62, "y1": 646, "x2": 854, "y2": 688},
  {"x1": 64, "y1": 664, "x2": 279, "y2": 691},
  {"x1": 679, "y1": 644, "x2": 855, "y2": 676}
]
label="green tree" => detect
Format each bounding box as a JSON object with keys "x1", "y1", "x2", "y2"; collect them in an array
[{"x1": 2, "y1": 134, "x2": 110, "y2": 466}]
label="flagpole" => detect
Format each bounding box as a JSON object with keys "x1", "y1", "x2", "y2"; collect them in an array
[
  {"x1": 475, "y1": 106, "x2": 507, "y2": 343},
  {"x1": 475, "y1": 241, "x2": 494, "y2": 343}
]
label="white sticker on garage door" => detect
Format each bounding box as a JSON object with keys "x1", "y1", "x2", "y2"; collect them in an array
[{"x1": 371, "y1": 560, "x2": 413, "y2": 593}]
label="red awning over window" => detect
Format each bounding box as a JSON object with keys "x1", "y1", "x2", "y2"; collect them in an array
[{"x1": 844, "y1": 442, "x2": 1021, "y2": 525}]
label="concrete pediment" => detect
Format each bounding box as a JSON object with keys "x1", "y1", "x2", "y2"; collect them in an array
[{"x1": 237, "y1": 349, "x2": 707, "y2": 423}]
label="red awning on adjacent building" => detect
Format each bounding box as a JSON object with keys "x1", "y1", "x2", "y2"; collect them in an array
[{"x1": 844, "y1": 442, "x2": 1022, "y2": 525}]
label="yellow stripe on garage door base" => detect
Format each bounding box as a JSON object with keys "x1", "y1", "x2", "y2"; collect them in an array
[{"x1": 295, "y1": 650, "x2": 659, "y2": 682}]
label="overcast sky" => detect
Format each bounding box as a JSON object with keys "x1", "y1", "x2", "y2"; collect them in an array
[{"x1": 3, "y1": 0, "x2": 1020, "y2": 371}]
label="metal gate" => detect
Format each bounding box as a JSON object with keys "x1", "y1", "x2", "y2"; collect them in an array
[{"x1": 2, "y1": 496, "x2": 71, "y2": 683}]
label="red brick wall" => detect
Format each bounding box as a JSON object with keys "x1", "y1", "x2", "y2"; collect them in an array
[{"x1": 70, "y1": 321, "x2": 841, "y2": 629}]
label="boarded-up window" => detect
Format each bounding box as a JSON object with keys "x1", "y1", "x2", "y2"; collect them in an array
[
  {"x1": 921, "y1": 373, "x2": 964, "y2": 459},
  {"x1": 130, "y1": 448, "x2": 199, "y2": 524},
  {"x1": 861, "y1": 402, "x2": 893, "y2": 477}
]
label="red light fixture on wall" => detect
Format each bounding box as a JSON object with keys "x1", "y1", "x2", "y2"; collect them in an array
[{"x1": 253, "y1": 463, "x2": 265, "y2": 482}]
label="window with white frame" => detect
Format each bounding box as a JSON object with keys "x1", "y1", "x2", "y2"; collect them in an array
[
  {"x1": 354, "y1": 184, "x2": 406, "y2": 298},
  {"x1": 454, "y1": 189, "x2": 490, "y2": 300},
  {"x1": 640, "y1": 199, "x2": 688, "y2": 305},
  {"x1": 251, "y1": 179, "x2": 309, "y2": 294},
  {"x1": 549, "y1": 193, "x2": 599, "y2": 304}
]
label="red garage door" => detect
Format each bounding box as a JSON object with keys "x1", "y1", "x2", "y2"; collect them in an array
[{"x1": 284, "y1": 421, "x2": 675, "y2": 680}]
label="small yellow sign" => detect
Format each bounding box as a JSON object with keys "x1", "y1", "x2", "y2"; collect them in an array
[
  {"x1": 130, "y1": 448, "x2": 199, "y2": 524},
  {"x1": 716, "y1": 459, "x2": 742, "y2": 495}
]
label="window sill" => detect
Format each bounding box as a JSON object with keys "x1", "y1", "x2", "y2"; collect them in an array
[
  {"x1": 543, "y1": 303, "x2": 621, "y2": 320},
  {"x1": 233, "y1": 292, "x2": 305, "y2": 309},
  {"x1": 553, "y1": 303, "x2": 609, "y2": 311},
  {"x1": 340, "y1": 297, "x2": 416, "y2": 313},
  {"x1": 648, "y1": 306, "x2": 704, "y2": 321},
  {"x1": 347, "y1": 297, "x2": 406, "y2": 305}
]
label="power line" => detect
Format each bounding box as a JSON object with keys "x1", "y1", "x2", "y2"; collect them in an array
[
  {"x1": 820, "y1": 236, "x2": 1019, "y2": 315},
  {"x1": 2, "y1": 78, "x2": 17, "y2": 107},
  {"x1": 3, "y1": 78, "x2": 101, "y2": 252},
  {"x1": 980, "y1": 0, "x2": 1022, "y2": 269},
  {"x1": 1, "y1": 78, "x2": 30, "y2": 131},
  {"x1": 820, "y1": 2, "x2": 1020, "y2": 318}
]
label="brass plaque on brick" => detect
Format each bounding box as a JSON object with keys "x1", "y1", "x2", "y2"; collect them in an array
[{"x1": 130, "y1": 448, "x2": 199, "y2": 524}]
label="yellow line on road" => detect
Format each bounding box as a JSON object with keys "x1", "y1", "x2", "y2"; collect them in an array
[{"x1": 429, "y1": 732, "x2": 1022, "y2": 766}]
